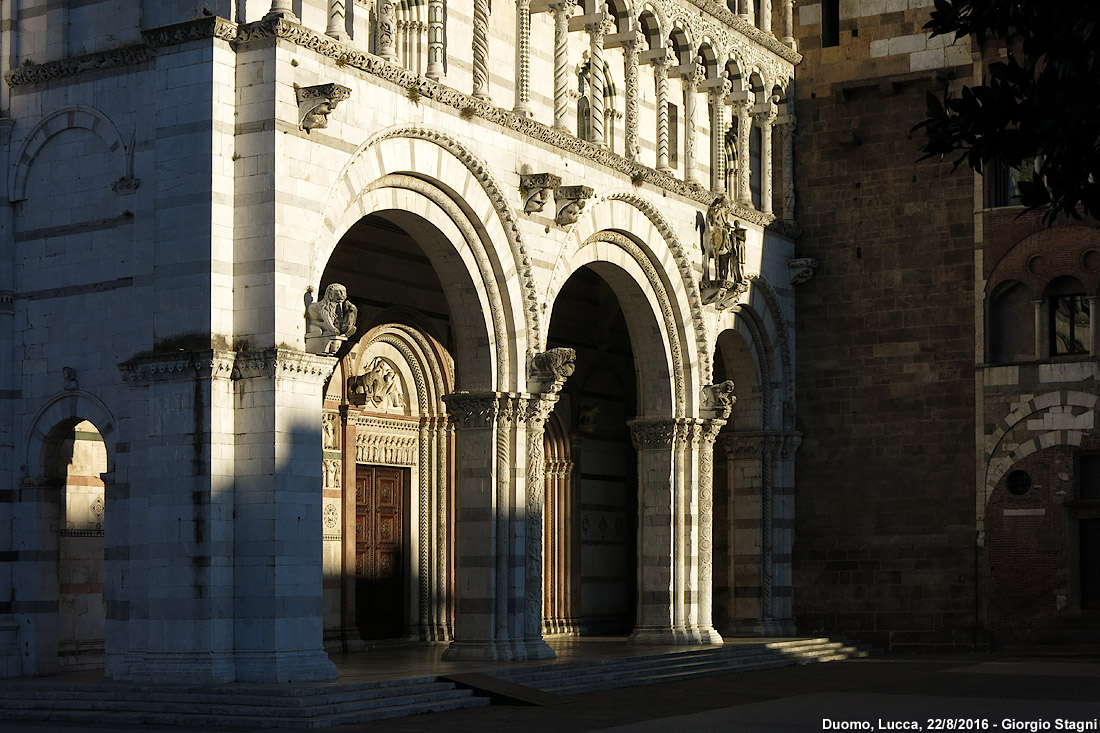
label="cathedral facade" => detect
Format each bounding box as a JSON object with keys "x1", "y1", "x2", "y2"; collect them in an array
[{"x1": 0, "y1": 0, "x2": 803, "y2": 681}]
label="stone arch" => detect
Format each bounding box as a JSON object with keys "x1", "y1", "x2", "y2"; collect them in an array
[
  {"x1": 668, "y1": 20, "x2": 694, "y2": 64},
  {"x1": 314, "y1": 127, "x2": 540, "y2": 388},
  {"x1": 745, "y1": 275, "x2": 794, "y2": 424},
  {"x1": 547, "y1": 233, "x2": 678, "y2": 417},
  {"x1": 550, "y1": 194, "x2": 707, "y2": 413},
  {"x1": 10, "y1": 106, "x2": 126, "y2": 202},
  {"x1": 637, "y1": 3, "x2": 668, "y2": 44},
  {"x1": 24, "y1": 390, "x2": 117, "y2": 483},
  {"x1": 984, "y1": 390, "x2": 1099, "y2": 502},
  {"x1": 728, "y1": 303, "x2": 775, "y2": 429}
]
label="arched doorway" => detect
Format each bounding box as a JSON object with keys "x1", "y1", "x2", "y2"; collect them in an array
[
  {"x1": 318, "y1": 211, "x2": 480, "y2": 646},
  {"x1": 545, "y1": 266, "x2": 639, "y2": 635},
  {"x1": 712, "y1": 325, "x2": 766, "y2": 636}
]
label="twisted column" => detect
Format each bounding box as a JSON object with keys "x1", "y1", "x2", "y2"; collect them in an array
[
  {"x1": 514, "y1": 0, "x2": 533, "y2": 116},
  {"x1": 472, "y1": 0, "x2": 491, "y2": 99},
  {"x1": 756, "y1": 105, "x2": 778, "y2": 214},
  {"x1": 623, "y1": 39, "x2": 641, "y2": 161},
  {"x1": 779, "y1": 115, "x2": 797, "y2": 220},
  {"x1": 427, "y1": 0, "x2": 445, "y2": 80},
  {"x1": 681, "y1": 61, "x2": 706, "y2": 186},
  {"x1": 326, "y1": 0, "x2": 348, "y2": 39},
  {"x1": 733, "y1": 101, "x2": 752, "y2": 205},
  {"x1": 586, "y1": 18, "x2": 614, "y2": 147},
  {"x1": 551, "y1": 1, "x2": 575, "y2": 130},
  {"x1": 377, "y1": 1, "x2": 398, "y2": 62},
  {"x1": 710, "y1": 78, "x2": 732, "y2": 193},
  {"x1": 654, "y1": 50, "x2": 673, "y2": 172}
]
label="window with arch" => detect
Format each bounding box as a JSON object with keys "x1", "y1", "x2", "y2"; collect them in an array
[
  {"x1": 1046, "y1": 276, "x2": 1091, "y2": 356},
  {"x1": 989, "y1": 280, "x2": 1034, "y2": 363}
]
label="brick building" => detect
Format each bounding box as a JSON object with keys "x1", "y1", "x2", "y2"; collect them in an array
[{"x1": 792, "y1": 0, "x2": 1099, "y2": 651}]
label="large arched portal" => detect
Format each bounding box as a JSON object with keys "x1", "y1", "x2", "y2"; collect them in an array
[
  {"x1": 318, "y1": 210, "x2": 482, "y2": 647},
  {"x1": 545, "y1": 266, "x2": 640, "y2": 635}
]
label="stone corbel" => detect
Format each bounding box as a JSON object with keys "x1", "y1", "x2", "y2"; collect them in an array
[
  {"x1": 788, "y1": 257, "x2": 819, "y2": 285},
  {"x1": 297, "y1": 83, "x2": 352, "y2": 132},
  {"x1": 554, "y1": 185, "x2": 594, "y2": 226},
  {"x1": 701, "y1": 380, "x2": 736, "y2": 420},
  {"x1": 520, "y1": 173, "x2": 562, "y2": 214},
  {"x1": 528, "y1": 347, "x2": 577, "y2": 394}
]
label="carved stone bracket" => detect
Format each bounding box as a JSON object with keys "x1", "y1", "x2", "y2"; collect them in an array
[
  {"x1": 528, "y1": 347, "x2": 576, "y2": 394},
  {"x1": 554, "y1": 185, "x2": 594, "y2": 226},
  {"x1": 520, "y1": 173, "x2": 562, "y2": 214},
  {"x1": 700, "y1": 278, "x2": 749, "y2": 309},
  {"x1": 297, "y1": 83, "x2": 352, "y2": 132},
  {"x1": 788, "y1": 257, "x2": 819, "y2": 285},
  {"x1": 701, "y1": 380, "x2": 736, "y2": 420}
]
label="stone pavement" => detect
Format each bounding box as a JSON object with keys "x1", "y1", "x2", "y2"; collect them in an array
[{"x1": 1, "y1": 655, "x2": 1099, "y2": 732}]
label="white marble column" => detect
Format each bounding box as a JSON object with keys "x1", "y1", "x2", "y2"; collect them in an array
[
  {"x1": 781, "y1": 0, "x2": 796, "y2": 48},
  {"x1": 779, "y1": 115, "x2": 797, "y2": 220},
  {"x1": 756, "y1": 105, "x2": 778, "y2": 214},
  {"x1": 708, "y1": 77, "x2": 732, "y2": 193},
  {"x1": 654, "y1": 50, "x2": 673, "y2": 173},
  {"x1": 760, "y1": 0, "x2": 772, "y2": 34},
  {"x1": 514, "y1": 0, "x2": 532, "y2": 116},
  {"x1": 586, "y1": 18, "x2": 614, "y2": 147},
  {"x1": 267, "y1": 0, "x2": 298, "y2": 20},
  {"x1": 472, "y1": 0, "x2": 491, "y2": 99},
  {"x1": 326, "y1": 0, "x2": 349, "y2": 40},
  {"x1": 426, "y1": 0, "x2": 445, "y2": 80},
  {"x1": 377, "y1": 1, "x2": 398, "y2": 62},
  {"x1": 623, "y1": 38, "x2": 641, "y2": 161},
  {"x1": 733, "y1": 101, "x2": 752, "y2": 205},
  {"x1": 1033, "y1": 299, "x2": 1044, "y2": 358},
  {"x1": 550, "y1": 1, "x2": 576, "y2": 131},
  {"x1": 681, "y1": 61, "x2": 705, "y2": 186},
  {"x1": 695, "y1": 418, "x2": 727, "y2": 643}
]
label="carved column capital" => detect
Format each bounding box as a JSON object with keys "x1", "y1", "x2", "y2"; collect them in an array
[
  {"x1": 628, "y1": 418, "x2": 679, "y2": 450},
  {"x1": 520, "y1": 173, "x2": 562, "y2": 214},
  {"x1": 554, "y1": 185, "x2": 594, "y2": 226},
  {"x1": 297, "y1": 83, "x2": 351, "y2": 132},
  {"x1": 442, "y1": 392, "x2": 501, "y2": 429},
  {"x1": 680, "y1": 61, "x2": 706, "y2": 88},
  {"x1": 528, "y1": 347, "x2": 576, "y2": 394}
]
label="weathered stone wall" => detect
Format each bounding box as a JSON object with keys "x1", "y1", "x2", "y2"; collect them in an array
[{"x1": 792, "y1": 0, "x2": 980, "y2": 651}]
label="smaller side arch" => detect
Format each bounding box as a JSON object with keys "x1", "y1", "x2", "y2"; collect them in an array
[
  {"x1": 10, "y1": 106, "x2": 127, "y2": 202},
  {"x1": 24, "y1": 390, "x2": 117, "y2": 483}
]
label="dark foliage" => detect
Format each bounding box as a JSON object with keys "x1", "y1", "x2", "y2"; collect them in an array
[{"x1": 913, "y1": 0, "x2": 1100, "y2": 222}]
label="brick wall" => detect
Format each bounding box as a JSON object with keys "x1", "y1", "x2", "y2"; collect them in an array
[{"x1": 792, "y1": 2, "x2": 980, "y2": 651}]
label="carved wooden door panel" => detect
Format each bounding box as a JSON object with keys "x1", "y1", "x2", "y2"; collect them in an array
[{"x1": 355, "y1": 465, "x2": 404, "y2": 638}]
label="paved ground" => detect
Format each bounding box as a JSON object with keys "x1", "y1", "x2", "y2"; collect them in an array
[{"x1": 2, "y1": 654, "x2": 1099, "y2": 733}]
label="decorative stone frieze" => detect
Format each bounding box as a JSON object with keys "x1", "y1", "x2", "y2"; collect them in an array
[
  {"x1": 118, "y1": 349, "x2": 235, "y2": 385},
  {"x1": 355, "y1": 432, "x2": 418, "y2": 465},
  {"x1": 528, "y1": 348, "x2": 577, "y2": 394},
  {"x1": 519, "y1": 173, "x2": 562, "y2": 214},
  {"x1": 554, "y1": 185, "x2": 594, "y2": 226},
  {"x1": 232, "y1": 347, "x2": 335, "y2": 380},
  {"x1": 4, "y1": 46, "x2": 156, "y2": 87},
  {"x1": 305, "y1": 283, "x2": 358, "y2": 354},
  {"x1": 788, "y1": 257, "x2": 819, "y2": 285},
  {"x1": 296, "y1": 83, "x2": 352, "y2": 132},
  {"x1": 627, "y1": 418, "x2": 679, "y2": 450},
  {"x1": 142, "y1": 16, "x2": 239, "y2": 47}
]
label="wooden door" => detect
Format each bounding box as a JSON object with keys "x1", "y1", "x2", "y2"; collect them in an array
[{"x1": 355, "y1": 465, "x2": 404, "y2": 639}]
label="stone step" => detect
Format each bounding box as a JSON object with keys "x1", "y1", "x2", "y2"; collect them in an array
[
  {"x1": 0, "y1": 693, "x2": 490, "y2": 730},
  {"x1": 0, "y1": 678, "x2": 490, "y2": 729},
  {"x1": 0, "y1": 679, "x2": 460, "y2": 709}
]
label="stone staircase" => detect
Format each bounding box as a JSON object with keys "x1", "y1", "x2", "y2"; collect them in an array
[
  {"x1": 487, "y1": 637, "x2": 874, "y2": 695},
  {"x1": 0, "y1": 675, "x2": 490, "y2": 729}
]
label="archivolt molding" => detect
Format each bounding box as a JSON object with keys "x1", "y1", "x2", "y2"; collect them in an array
[
  {"x1": 604, "y1": 192, "x2": 711, "y2": 387},
  {"x1": 368, "y1": 126, "x2": 541, "y2": 351},
  {"x1": 359, "y1": 174, "x2": 510, "y2": 389},
  {"x1": 23, "y1": 389, "x2": 118, "y2": 483},
  {"x1": 983, "y1": 390, "x2": 1100, "y2": 502},
  {"x1": 746, "y1": 274, "x2": 794, "y2": 417},
  {"x1": 9, "y1": 105, "x2": 128, "y2": 202}
]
